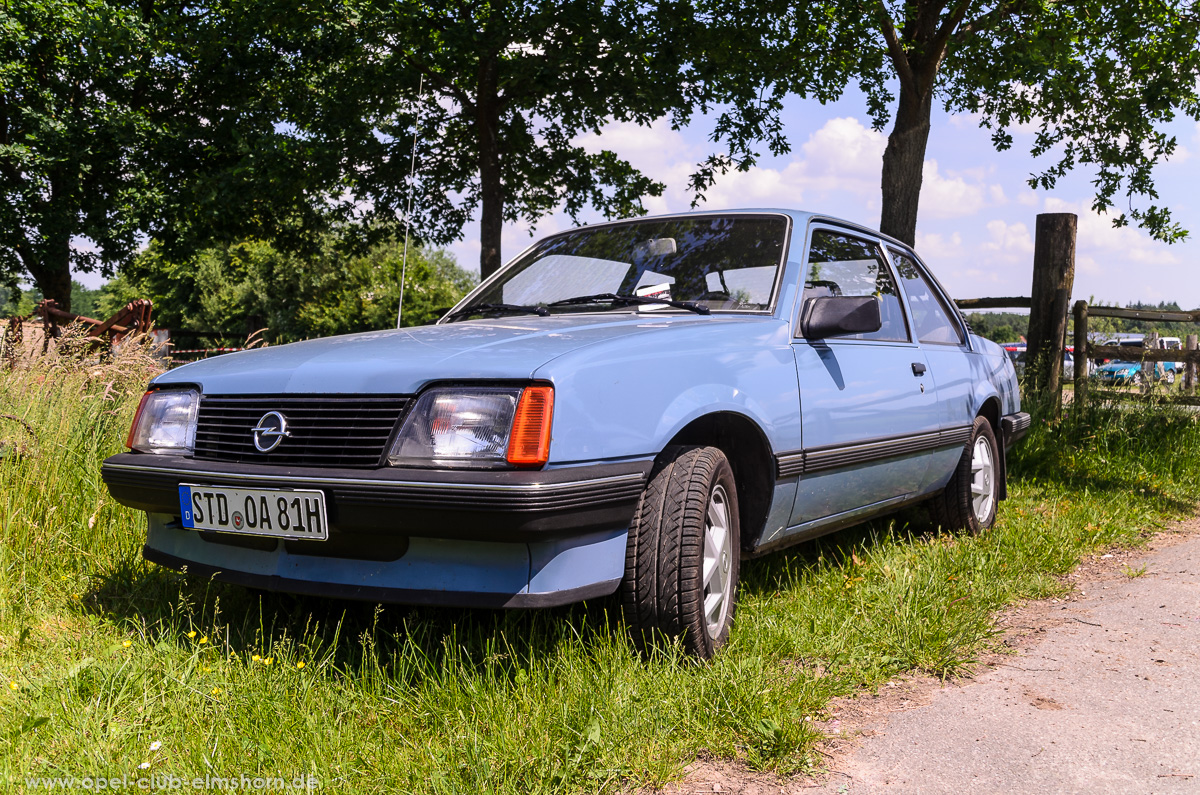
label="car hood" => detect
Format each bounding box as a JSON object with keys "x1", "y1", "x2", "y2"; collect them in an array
[
  {"x1": 1096, "y1": 361, "x2": 1137, "y2": 373},
  {"x1": 153, "y1": 314, "x2": 759, "y2": 394}
]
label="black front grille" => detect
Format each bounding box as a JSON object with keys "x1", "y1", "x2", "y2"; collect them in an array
[{"x1": 193, "y1": 395, "x2": 410, "y2": 468}]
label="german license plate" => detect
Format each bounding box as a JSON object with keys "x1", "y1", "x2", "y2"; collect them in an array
[{"x1": 178, "y1": 484, "x2": 329, "y2": 540}]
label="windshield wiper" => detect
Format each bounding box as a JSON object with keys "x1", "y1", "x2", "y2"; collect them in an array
[
  {"x1": 547, "y1": 293, "x2": 711, "y2": 315},
  {"x1": 444, "y1": 302, "x2": 550, "y2": 321}
]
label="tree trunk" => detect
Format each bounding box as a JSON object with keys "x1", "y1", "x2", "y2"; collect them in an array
[
  {"x1": 24, "y1": 235, "x2": 73, "y2": 312},
  {"x1": 879, "y1": 79, "x2": 933, "y2": 246},
  {"x1": 477, "y1": 58, "x2": 503, "y2": 281}
]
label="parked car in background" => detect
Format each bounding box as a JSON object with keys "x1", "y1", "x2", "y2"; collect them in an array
[
  {"x1": 1096, "y1": 336, "x2": 1179, "y2": 385},
  {"x1": 101, "y1": 210, "x2": 1029, "y2": 658},
  {"x1": 1003, "y1": 345, "x2": 1079, "y2": 380}
]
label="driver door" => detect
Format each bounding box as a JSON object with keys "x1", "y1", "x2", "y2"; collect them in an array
[{"x1": 786, "y1": 226, "x2": 941, "y2": 530}]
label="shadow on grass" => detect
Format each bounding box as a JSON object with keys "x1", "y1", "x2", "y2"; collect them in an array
[
  {"x1": 739, "y1": 503, "x2": 937, "y2": 599},
  {"x1": 85, "y1": 555, "x2": 627, "y2": 676}
]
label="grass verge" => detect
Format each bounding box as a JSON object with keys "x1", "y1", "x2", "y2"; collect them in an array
[{"x1": 2, "y1": 339, "x2": 1198, "y2": 793}]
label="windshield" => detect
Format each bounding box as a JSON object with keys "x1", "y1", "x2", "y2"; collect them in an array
[{"x1": 450, "y1": 214, "x2": 788, "y2": 319}]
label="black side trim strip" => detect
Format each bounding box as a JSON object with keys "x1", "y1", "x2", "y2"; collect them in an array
[
  {"x1": 143, "y1": 546, "x2": 620, "y2": 608},
  {"x1": 774, "y1": 425, "x2": 973, "y2": 478}
]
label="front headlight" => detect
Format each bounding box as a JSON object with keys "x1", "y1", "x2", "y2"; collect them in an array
[
  {"x1": 388, "y1": 385, "x2": 554, "y2": 468},
  {"x1": 126, "y1": 389, "x2": 199, "y2": 454}
]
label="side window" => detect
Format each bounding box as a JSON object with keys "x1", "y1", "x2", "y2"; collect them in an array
[
  {"x1": 889, "y1": 249, "x2": 965, "y2": 345},
  {"x1": 801, "y1": 230, "x2": 908, "y2": 342}
]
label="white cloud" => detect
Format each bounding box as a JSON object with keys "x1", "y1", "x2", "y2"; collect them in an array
[
  {"x1": 1167, "y1": 142, "x2": 1192, "y2": 164},
  {"x1": 1017, "y1": 190, "x2": 1040, "y2": 207},
  {"x1": 800, "y1": 117, "x2": 887, "y2": 185},
  {"x1": 920, "y1": 160, "x2": 988, "y2": 219},
  {"x1": 982, "y1": 220, "x2": 1035, "y2": 260},
  {"x1": 914, "y1": 231, "x2": 965, "y2": 263},
  {"x1": 1043, "y1": 197, "x2": 1180, "y2": 268}
]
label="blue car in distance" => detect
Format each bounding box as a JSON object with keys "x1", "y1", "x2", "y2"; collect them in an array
[{"x1": 102, "y1": 210, "x2": 1028, "y2": 658}]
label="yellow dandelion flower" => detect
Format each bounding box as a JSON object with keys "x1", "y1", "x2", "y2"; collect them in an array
[
  {"x1": 187, "y1": 631, "x2": 197, "y2": 639},
  {"x1": 211, "y1": 688, "x2": 221, "y2": 695},
  {"x1": 264, "y1": 657, "x2": 273, "y2": 665},
  {"x1": 295, "y1": 661, "x2": 305, "y2": 669},
  {"x1": 202, "y1": 666, "x2": 211, "y2": 673},
  {"x1": 8, "y1": 681, "x2": 18, "y2": 690},
  {"x1": 199, "y1": 637, "x2": 208, "y2": 644},
  {"x1": 251, "y1": 655, "x2": 260, "y2": 661},
  {"x1": 123, "y1": 640, "x2": 132, "y2": 648}
]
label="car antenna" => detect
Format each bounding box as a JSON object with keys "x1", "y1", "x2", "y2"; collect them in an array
[{"x1": 397, "y1": 74, "x2": 424, "y2": 329}]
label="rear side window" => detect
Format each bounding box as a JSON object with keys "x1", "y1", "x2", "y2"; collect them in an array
[
  {"x1": 802, "y1": 230, "x2": 908, "y2": 342},
  {"x1": 889, "y1": 250, "x2": 965, "y2": 345}
]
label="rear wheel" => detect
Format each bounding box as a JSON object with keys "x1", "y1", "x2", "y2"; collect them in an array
[
  {"x1": 620, "y1": 446, "x2": 740, "y2": 659},
  {"x1": 929, "y1": 416, "x2": 999, "y2": 535}
]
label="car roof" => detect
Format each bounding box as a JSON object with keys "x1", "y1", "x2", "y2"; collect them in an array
[{"x1": 577, "y1": 209, "x2": 921, "y2": 255}]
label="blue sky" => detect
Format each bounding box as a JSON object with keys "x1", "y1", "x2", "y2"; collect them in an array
[
  {"x1": 442, "y1": 90, "x2": 1200, "y2": 310},
  {"x1": 72, "y1": 91, "x2": 1200, "y2": 309}
]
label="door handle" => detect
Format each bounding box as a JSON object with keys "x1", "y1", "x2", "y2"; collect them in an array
[{"x1": 912, "y1": 362, "x2": 926, "y2": 376}]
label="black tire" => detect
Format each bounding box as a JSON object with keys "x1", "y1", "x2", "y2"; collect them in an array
[
  {"x1": 619, "y1": 445, "x2": 740, "y2": 660},
  {"x1": 1166, "y1": 368, "x2": 1176, "y2": 386},
  {"x1": 929, "y1": 416, "x2": 999, "y2": 535}
]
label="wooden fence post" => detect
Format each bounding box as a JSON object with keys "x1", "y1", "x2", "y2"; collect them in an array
[
  {"x1": 1073, "y1": 300, "x2": 1088, "y2": 407},
  {"x1": 1144, "y1": 331, "x2": 1159, "y2": 393},
  {"x1": 1186, "y1": 334, "x2": 1198, "y2": 395},
  {"x1": 1026, "y1": 213, "x2": 1077, "y2": 410}
]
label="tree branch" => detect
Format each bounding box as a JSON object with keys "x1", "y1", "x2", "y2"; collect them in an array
[
  {"x1": 952, "y1": 0, "x2": 1027, "y2": 43},
  {"x1": 404, "y1": 56, "x2": 475, "y2": 115},
  {"x1": 922, "y1": 0, "x2": 974, "y2": 84},
  {"x1": 876, "y1": 0, "x2": 917, "y2": 95}
]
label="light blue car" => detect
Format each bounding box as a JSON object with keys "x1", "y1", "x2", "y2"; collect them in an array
[{"x1": 102, "y1": 210, "x2": 1029, "y2": 658}]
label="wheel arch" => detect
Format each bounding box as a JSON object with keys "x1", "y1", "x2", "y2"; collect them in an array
[
  {"x1": 663, "y1": 411, "x2": 775, "y2": 552},
  {"x1": 976, "y1": 395, "x2": 1006, "y2": 500}
]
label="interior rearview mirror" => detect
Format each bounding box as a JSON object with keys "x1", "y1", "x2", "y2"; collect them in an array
[{"x1": 800, "y1": 295, "x2": 883, "y2": 339}]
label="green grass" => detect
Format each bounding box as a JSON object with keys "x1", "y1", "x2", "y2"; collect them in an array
[{"x1": 3, "y1": 339, "x2": 1199, "y2": 793}]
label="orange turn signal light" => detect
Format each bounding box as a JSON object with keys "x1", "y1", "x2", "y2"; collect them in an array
[
  {"x1": 125, "y1": 390, "x2": 154, "y2": 449},
  {"x1": 507, "y1": 385, "x2": 554, "y2": 467}
]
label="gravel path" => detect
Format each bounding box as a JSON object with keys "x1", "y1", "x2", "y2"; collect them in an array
[
  {"x1": 661, "y1": 519, "x2": 1200, "y2": 795},
  {"x1": 812, "y1": 519, "x2": 1200, "y2": 794}
]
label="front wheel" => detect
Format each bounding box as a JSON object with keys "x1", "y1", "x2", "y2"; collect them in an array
[
  {"x1": 929, "y1": 416, "x2": 999, "y2": 535},
  {"x1": 620, "y1": 446, "x2": 740, "y2": 659}
]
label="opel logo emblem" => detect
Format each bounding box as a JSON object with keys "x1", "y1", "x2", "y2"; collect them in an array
[{"x1": 251, "y1": 411, "x2": 291, "y2": 453}]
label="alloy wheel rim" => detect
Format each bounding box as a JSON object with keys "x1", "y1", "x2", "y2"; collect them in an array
[
  {"x1": 970, "y1": 436, "x2": 995, "y2": 521},
  {"x1": 702, "y1": 484, "x2": 733, "y2": 640}
]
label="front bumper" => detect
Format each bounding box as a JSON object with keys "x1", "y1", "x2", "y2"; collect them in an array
[
  {"x1": 1001, "y1": 412, "x2": 1031, "y2": 449},
  {"x1": 140, "y1": 513, "x2": 628, "y2": 608},
  {"x1": 101, "y1": 453, "x2": 651, "y2": 608},
  {"x1": 101, "y1": 453, "x2": 650, "y2": 541}
]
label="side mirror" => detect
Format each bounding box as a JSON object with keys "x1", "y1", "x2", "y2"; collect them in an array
[{"x1": 800, "y1": 296, "x2": 882, "y2": 339}]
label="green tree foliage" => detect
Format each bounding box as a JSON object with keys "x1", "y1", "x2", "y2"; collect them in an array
[
  {"x1": 0, "y1": 280, "x2": 99, "y2": 318},
  {"x1": 0, "y1": 0, "x2": 349, "y2": 310},
  {"x1": 100, "y1": 238, "x2": 475, "y2": 344},
  {"x1": 289, "y1": 0, "x2": 698, "y2": 279},
  {"x1": 0, "y1": 0, "x2": 167, "y2": 310},
  {"x1": 698, "y1": 0, "x2": 1200, "y2": 246},
  {"x1": 964, "y1": 312, "x2": 1028, "y2": 344}
]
